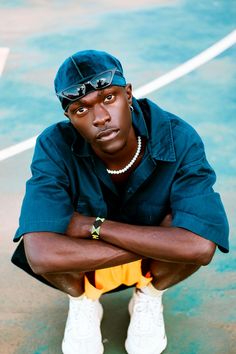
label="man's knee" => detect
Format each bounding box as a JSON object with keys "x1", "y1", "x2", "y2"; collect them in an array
[
  {"x1": 149, "y1": 259, "x2": 201, "y2": 278},
  {"x1": 42, "y1": 272, "x2": 85, "y2": 297}
]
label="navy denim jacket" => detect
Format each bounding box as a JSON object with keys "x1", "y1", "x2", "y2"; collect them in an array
[{"x1": 14, "y1": 97, "x2": 229, "y2": 253}]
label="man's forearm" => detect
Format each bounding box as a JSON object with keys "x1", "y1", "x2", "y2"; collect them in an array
[
  {"x1": 67, "y1": 212, "x2": 215, "y2": 265},
  {"x1": 24, "y1": 232, "x2": 141, "y2": 275},
  {"x1": 99, "y1": 220, "x2": 215, "y2": 265}
]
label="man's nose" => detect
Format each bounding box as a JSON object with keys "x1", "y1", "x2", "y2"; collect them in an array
[{"x1": 93, "y1": 104, "x2": 111, "y2": 127}]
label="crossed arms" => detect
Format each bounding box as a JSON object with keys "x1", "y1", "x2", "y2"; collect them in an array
[{"x1": 24, "y1": 212, "x2": 216, "y2": 276}]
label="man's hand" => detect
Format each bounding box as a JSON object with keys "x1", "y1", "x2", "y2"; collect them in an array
[
  {"x1": 66, "y1": 212, "x2": 95, "y2": 238},
  {"x1": 66, "y1": 212, "x2": 173, "y2": 238}
]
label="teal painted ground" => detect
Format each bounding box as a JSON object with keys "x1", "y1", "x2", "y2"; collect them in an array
[
  {"x1": 0, "y1": 0, "x2": 235, "y2": 353},
  {"x1": 0, "y1": 0, "x2": 235, "y2": 154}
]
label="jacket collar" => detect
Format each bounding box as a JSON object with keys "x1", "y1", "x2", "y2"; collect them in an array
[
  {"x1": 133, "y1": 98, "x2": 176, "y2": 162},
  {"x1": 70, "y1": 124, "x2": 92, "y2": 157}
]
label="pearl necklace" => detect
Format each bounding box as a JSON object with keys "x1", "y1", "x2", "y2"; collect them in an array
[{"x1": 106, "y1": 136, "x2": 142, "y2": 175}]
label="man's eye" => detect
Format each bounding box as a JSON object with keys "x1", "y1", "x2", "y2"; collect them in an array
[
  {"x1": 75, "y1": 107, "x2": 88, "y2": 115},
  {"x1": 104, "y1": 94, "x2": 115, "y2": 103}
]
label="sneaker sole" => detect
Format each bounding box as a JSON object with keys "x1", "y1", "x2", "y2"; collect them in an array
[
  {"x1": 125, "y1": 334, "x2": 167, "y2": 354},
  {"x1": 62, "y1": 340, "x2": 104, "y2": 354}
]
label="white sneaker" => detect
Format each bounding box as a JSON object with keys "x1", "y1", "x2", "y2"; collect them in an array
[
  {"x1": 62, "y1": 294, "x2": 104, "y2": 354},
  {"x1": 125, "y1": 289, "x2": 167, "y2": 354}
]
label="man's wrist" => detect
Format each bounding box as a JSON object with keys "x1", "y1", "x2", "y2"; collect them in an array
[{"x1": 90, "y1": 217, "x2": 106, "y2": 240}]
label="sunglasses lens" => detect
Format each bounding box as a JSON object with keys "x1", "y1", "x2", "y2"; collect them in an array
[
  {"x1": 90, "y1": 70, "x2": 113, "y2": 89},
  {"x1": 61, "y1": 84, "x2": 86, "y2": 99},
  {"x1": 59, "y1": 70, "x2": 115, "y2": 102}
]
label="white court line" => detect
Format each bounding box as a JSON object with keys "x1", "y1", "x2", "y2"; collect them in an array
[
  {"x1": 0, "y1": 30, "x2": 235, "y2": 162},
  {"x1": 0, "y1": 136, "x2": 38, "y2": 161},
  {"x1": 0, "y1": 47, "x2": 10, "y2": 76},
  {"x1": 134, "y1": 30, "x2": 236, "y2": 97}
]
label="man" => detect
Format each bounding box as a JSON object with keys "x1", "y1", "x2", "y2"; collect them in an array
[{"x1": 12, "y1": 50, "x2": 229, "y2": 354}]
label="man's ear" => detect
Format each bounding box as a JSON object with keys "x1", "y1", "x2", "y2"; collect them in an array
[{"x1": 125, "y1": 83, "x2": 133, "y2": 105}]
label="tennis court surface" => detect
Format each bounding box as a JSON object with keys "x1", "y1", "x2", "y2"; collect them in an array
[{"x1": 0, "y1": 1, "x2": 235, "y2": 353}]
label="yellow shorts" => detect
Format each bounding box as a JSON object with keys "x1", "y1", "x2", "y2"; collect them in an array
[{"x1": 84, "y1": 260, "x2": 152, "y2": 300}]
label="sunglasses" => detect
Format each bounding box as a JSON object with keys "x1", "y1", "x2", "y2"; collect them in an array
[{"x1": 57, "y1": 69, "x2": 120, "y2": 104}]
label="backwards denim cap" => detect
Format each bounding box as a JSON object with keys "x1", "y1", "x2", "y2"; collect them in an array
[{"x1": 54, "y1": 50, "x2": 127, "y2": 110}]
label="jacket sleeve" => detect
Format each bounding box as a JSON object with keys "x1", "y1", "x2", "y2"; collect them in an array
[
  {"x1": 14, "y1": 133, "x2": 74, "y2": 241},
  {"x1": 170, "y1": 130, "x2": 229, "y2": 253}
]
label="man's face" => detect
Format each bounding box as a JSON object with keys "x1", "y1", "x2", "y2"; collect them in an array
[{"x1": 65, "y1": 84, "x2": 133, "y2": 156}]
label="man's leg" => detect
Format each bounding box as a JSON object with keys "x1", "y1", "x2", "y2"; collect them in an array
[
  {"x1": 42, "y1": 272, "x2": 103, "y2": 354},
  {"x1": 149, "y1": 259, "x2": 201, "y2": 289},
  {"x1": 42, "y1": 272, "x2": 85, "y2": 297},
  {"x1": 126, "y1": 260, "x2": 201, "y2": 354}
]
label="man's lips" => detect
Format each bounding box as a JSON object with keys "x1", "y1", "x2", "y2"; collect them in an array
[{"x1": 96, "y1": 128, "x2": 119, "y2": 140}]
